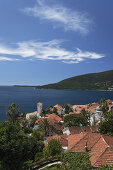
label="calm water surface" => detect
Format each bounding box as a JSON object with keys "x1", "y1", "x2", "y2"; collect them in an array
[{"x1": 0, "y1": 86, "x2": 113, "y2": 121}]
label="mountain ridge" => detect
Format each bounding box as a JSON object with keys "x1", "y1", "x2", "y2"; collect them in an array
[{"x1": 36, "y1": 70, "x2": 113, "y2": 90}]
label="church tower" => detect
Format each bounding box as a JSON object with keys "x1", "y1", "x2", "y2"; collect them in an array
[{"x1": 37, "y1": 102, "x2": 43, "y2": 117}]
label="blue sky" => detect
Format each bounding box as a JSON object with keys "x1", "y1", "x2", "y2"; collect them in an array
[{"x1": 0, "y1": 0, "x2": 113, "y2": 85}]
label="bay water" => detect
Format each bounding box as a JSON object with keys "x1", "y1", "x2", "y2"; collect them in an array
[{"x1": 0, "y1": 86, "x2": 113, "y2": 122}]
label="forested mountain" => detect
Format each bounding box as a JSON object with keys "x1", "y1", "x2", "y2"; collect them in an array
[{"x1": 36, "y1": 70, "x2": 113, "y2": 90}]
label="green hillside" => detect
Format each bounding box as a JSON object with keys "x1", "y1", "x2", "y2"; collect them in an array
[{"x1": 36, "y1": 70, "x2": 113, "y2": 90}]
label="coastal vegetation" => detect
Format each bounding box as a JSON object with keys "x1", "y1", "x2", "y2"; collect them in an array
[
  {"x1": 63, "y1": 113, "x2": 88, "y2": 127},
  {"x1": 0, "y1": 122, "x2": 44, "y2": 170},
  {"x1": 36, "y1": 70, "x2": 113, "y2": 90},
  {"x1": 1, "y1": 100, "x2": 113, "y2": 169},
  {"x1": 99, "y1": 110, "x2": 113, "y2": 136}
]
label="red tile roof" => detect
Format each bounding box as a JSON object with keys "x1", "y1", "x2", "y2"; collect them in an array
[
  {"x1": 90, "y1": 137, "x2": 108, "y2": 166},
  {"x1": 68, "y1": 133, "x2": 86, "y2": 151},
  {"x1": 46, "y1": 113, "x2": 62, "y2": 124},
  {"x1": 68, "y1": 132, "x2": 113, "y2": 167},
  {"x1": 35, "y1": 113, "x2": 62, "y2": 125},
  {"x1": 46, "y1": 134, "x2": 68, "y2": 147},
  {"x1": 37, "y1": 102, "x2": 43, "y2": 104},
  {"x1": 68, "y1": 126, "x2": 98, "y2": 135},
  {"x1": 35, "y1": 118, "x2": 44, "y2": 124},
  {"x1": 54, "y1": 104, "x2": 63, "y2": 111}
]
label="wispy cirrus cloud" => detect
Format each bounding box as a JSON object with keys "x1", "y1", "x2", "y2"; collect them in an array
[
  {"x1": 0, "y1": 40, "x2": 104, "y2": 64},
  {"x1": 0, "y1": 56, "x2": 19, "y2": 61},
  {"x1": 22, "y1": 0, "x2": 92, "y2": 34}
]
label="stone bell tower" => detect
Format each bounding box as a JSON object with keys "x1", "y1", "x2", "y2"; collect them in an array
[{"x1": 37, "y1": 102, "x2": 43, "y2": 117}]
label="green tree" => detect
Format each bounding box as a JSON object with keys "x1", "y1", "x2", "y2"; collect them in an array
[
  {"x1": 48, "y1": 139, "x2": 61, "y2": 157},
  {"x1": 99, "y1": 98, "x2": 109, "y2": 113},
  {"x1": 63, "y1": 114, "x2": 88, "y2": 127},
  {"x1": 46, "y1": 105, "x2": 53, "y2": 113},
  {"x1": 81, "y1": 108, "x2": 88, "y2": 118},
  {"x1": 99, "y1": 110, "x2": 113, "y2": 135},
  {"x1": 51, "y1": 107, "x2": 58, "y2": 114},
  {"x1": 64, "y1": 104, "x2": 70, "y2": 114},
  {"x1": 61, "y1": 152, "x2": 91, "y2": 170},
  {"x1": 0, "y1": 122, "x2": 44, "y2": 170},
  {"x1": 41, "y1": 119, "x2": 51, "y2": 136},
  {"x1": 43, "y1": 146, "x2": 50, "y2": 159},
  {"x1": 30, "y1": 116, "x2": 37, "y2": 127},
  {"x1": 21, "y1": 118, "x2": 28, "y2": 128},
  {"x1": 43, "y1": 139, "x2": 61, "y2": 158},
  {"x1": 6, "y1": 103, "x2": 19, "y2": 124}
]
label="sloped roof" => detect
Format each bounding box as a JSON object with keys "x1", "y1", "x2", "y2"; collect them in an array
[
  {"x1": 37, "y1": 102, "x2": 43, "y2": 104},
  {"x1": 46, "y1": 134, "x2": 68, "y2": 147},
  {"x1": 68, "y1": 133, "x2": 101, "y2": 152},
  {"x1": 46, "y1": 113, "x2": 62, "y2": 123},
  {"x1": 35, "y1": 118, "x2": 44, "y2": 124},
  {"x1": 68, "y1": 132, "x2": 113, "y2": 167},
  {"x1": 54, "y1": 104, "x2": 63, "y2": 109},
  {"x1": 36, "y1": 113, "x2": 62, "y2": 125},
  {"x1": 90, "y1": 137, "x2": 108, "y2": 166},
  {"x1": 68, "y1": 133, "x2": 87, "y2": 151},
  {"x1": 68, "y1": 126, "x2": 98, "y2": 135}
]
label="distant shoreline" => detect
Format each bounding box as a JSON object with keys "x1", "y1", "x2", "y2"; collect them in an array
[
  {"x1": 13, "y1": 85, "x2": 113, "y2": 91},
  {"x1": 13, "y1": 85, "x2": 36, "y2": 87}
]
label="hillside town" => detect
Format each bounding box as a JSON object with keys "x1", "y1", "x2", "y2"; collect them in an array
[{"x1": 18, "y1": 99, "x2": 113, "y2": 168}]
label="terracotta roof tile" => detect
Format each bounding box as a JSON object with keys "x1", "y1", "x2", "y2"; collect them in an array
[
  {"x1": 35, "y1": 118, "x2": 44, "y2": 124},
  {"x1": 37, "y1": 102, "x2": 43, "y2": 104},
  {"x1": 46, "y1": 134, "x2": 68, "y2": 147},
  {"x1": 68, "y1": 126, "x2": 98, "y2": 135},
  {"x1": 68, "y1": 132, "x2": 113, "y2": 167},
  {"x1": 90, "y1": 137, "x2": 108, "y2": 166},
  {"x1": 46, "y1": 113, "x2": 62, "y2": 123},
  {"x1": 68, "y1": 133, "x2": 87, "y2": 151},
  {"x1": 95, "y1": 147, "x2": 113, "y2": 167}
]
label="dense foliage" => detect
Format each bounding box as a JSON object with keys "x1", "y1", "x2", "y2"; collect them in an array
[
  {"x1": 36, "y1": 70, "x2": 113, "y2": 90},
  {"x1": 7, "y1": 103, "x2": 19, "y2": 124},
  {"x1": 41, "y1": 118, "x2": 51, "y2": 136},
  {"x1": 43, "y1": 139, "x2": 61, "y2": 159},
  {"x1": 0, "y1": 122, "x2": 44, "y2": 170},
  {"x1": 99, "y1": 98, "x2": 109, "y2": 113},
  {"x1": 63, "y1": 114, "x2": 88, "y2": 127},
  {"x1": 99, "y1": 110, "x2": 113, "y2": 135},
  {"x1": 61, "y1": 152, "x2": 91, "y2": 170}
]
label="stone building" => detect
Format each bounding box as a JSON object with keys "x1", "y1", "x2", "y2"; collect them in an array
[
  {"x1": 37, "y1": 102, "x2": 43, "y2": 117},
  {"x1": 90, "y1": 106, "x2": 104, "y2": 126}
]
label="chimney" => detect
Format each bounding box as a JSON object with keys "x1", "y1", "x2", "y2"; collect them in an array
[{"x1": 84, "y1": 141, "x2": 88, "y2": 152}]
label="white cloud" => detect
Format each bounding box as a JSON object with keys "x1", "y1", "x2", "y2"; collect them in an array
[
  {"x1": 0, "y1": 40, "x2": 104, "y2": 64},
  {"x1": 22, "y1": 0, "x2": 92, "y2": 34},
  {"x1": 0, "y1": 56, "x2": 19, "y2": 61}
]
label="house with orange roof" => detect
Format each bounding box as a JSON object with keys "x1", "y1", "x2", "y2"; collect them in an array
[
  {"x1": 53, "y1": 104, "x2": 65, "y2": 115},
  {"x1": 63, "y1": 126, "x2": 98, "y2": 136},
  {"x1": 45, "y1": 134, "x2": 68, "y2": 151},
  {"x1": 35, "y1": 113, "x2": 62, "y2": 125},
  {"x1": 45, "y1": 132, "x2": 113, "y2": 167},
  {"x1": 72, "y1": 104, "x2": 90, "y2": 115},
  {"x1": 34, "y1": 113, "x2": 63, "y2": 136},
  {"x1": 68, "y1": 132, "x2": 113, "y2": 167},
  {"x1": 45, "y1": 113, "x2": 62, "y2": 124},
  {"x1": 107, "y1": 99, "x2": 113, "y2": 111}
]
